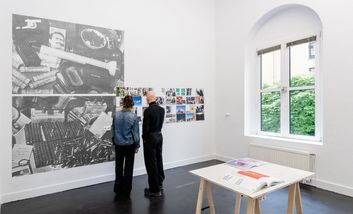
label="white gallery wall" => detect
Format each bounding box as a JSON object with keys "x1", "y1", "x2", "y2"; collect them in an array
[
  {"x1": 0, "y1": 0, "x2": 216, "y2": 202},
  {"x1": 215, "y1": 0, "x2": 353, "y2": 196}
]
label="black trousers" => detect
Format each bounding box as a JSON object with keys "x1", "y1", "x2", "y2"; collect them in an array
[
  {"x1": 114, "y1": 144, "x2": 135, "y2": 196},
  {"x1": 143, "y1": 133, "x2": 165, "y2": 193}
]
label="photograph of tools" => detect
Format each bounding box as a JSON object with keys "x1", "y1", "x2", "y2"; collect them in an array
[
  {"x1": 12, "y1": 14, "x2": 124, "y2": 94},
  {"x1": 12, "y1": 96, "x2": 115, "y2": 177}
]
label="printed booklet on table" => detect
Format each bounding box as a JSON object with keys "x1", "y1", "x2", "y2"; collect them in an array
[
  {"x1": 226, "y1": 158, "x2": 267, "y2": 170},
  {"x1": 221, "y1": 170, "x2": 283, "y2": 193}
]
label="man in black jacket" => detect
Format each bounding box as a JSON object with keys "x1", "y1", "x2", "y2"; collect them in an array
[{"x1": 143, "y1": 91, "x2": 165, "y2": 197}]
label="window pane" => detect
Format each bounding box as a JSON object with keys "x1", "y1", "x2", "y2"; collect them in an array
[
  {"x1": 261, "y1": 50, "x2": 281, "y2": 90},
  {"x1": 290, "y1": 89, "x2": 315, "y2": 136},
  {"x1": 261, "y1": 92, "x2": 280, "y2": 133},
  {"x1": 290, "y1": 42, "x2": 316, "y2": 87}
]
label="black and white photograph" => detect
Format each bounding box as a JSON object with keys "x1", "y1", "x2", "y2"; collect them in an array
[
  {"x1": 156, "y1": 96, "x2": 165, "y2": 106},
  {"x1": 165, "y1": 88, "x2": 176, "y2": 97},
  {"x1": 196, "y1": 88, "x2": 204, "y2": 97},
  {"x1": 165, "y1": 114, "x2": 176, "y2": 123},
  {"x1": 166, "y1": 105, "x2": 176, "y2": 114},
  {"x1": 12, "y1": 14, "x2": 124, "y2": 94},
  {"x1": 12, "y1": 96, "x2": 115, "y2": 177},
  {"x1": 166, "y1": 96, "x2": 176, "y2": 105},
  {"x1": 196, "y1": 105, "x2": 205, "y2": 121}
]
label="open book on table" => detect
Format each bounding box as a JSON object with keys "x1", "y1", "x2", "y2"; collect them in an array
[{"x1": 221, "y1": 170, "x2": 283, "y2": 193}]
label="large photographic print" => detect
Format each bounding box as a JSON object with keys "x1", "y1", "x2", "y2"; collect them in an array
[
  {"x1": 12, "y1": 96, "x2": 115, "y2": 177},
  {"x1": 12, "y1": 14, "x2": 124, "y2": 94}
]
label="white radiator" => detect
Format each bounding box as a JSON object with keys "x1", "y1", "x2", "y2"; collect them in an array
[{"x1": 248, "y1": 144, "x2": 316, "y2": 173}]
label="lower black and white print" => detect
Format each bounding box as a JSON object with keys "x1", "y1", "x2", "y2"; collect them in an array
[{"x1": 11, "y1": 96, "x2": 115, "y2": 177}]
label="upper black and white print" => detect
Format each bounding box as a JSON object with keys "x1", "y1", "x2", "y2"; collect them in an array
[{"x1": 12, "y1": 14, "x2": 124, "y2": 95}]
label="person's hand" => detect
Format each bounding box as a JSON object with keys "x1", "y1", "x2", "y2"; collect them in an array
[{"x1": 135, "y1": 148, "x2": 139, "y2": 154}]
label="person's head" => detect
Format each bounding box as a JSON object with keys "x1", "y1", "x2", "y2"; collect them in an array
[
  {"x1": 49, "y1": 32, "x2": 65, "y2": 50},
  {"x1": 146, "y1": 91, "x2": 156, "y2": 104},
  {"x1": 123, "y1": 95, "x2": 134, "y2": 109}
]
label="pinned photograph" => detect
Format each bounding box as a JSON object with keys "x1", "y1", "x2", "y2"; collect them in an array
[
  {"x1": 12, "y1": 96, "x2": 115, "y2": 177},
  {"x1": 196, "y1": 96, "x2": 204, "y2": 104},
  {"x1": 156, "y1": 96, "x2": 166, "y2": 106},
  {"x1": 12, "y1": 14, "x2": 124, "y2": 94},
  {"x1": 166, "y1": 105, "x2": 176, "y2": 114},
  {"x1": 165, "y1": 114, "x2": 176, "y2": 123},
  {"x1": 176, "y1": 88, "x2": 181, "y2": 96},
  {"x1": 133, "y1": 96, "x2": 142, "y2": 106},
  {"x1": 186, "y1": 96, "x2": 196, "y2": 104},
  {"x1": 186, "y1": 113, "x2": 195, "y2": 122},
  {"x1": 128, "y1": 88, "x2": 143, "y2": 97},
  {"x1": 142, "y1": 88, "x2": 153, "y2": 97},
  {"x1": 176, "y1": 96, "x2": 186, "y2": 105},
  {"x1": 176, "y1": 105, "x2": 186, "y2": 114},
  {"x1": 196, "y1": 88, "x2": 204, "y2": 97},
  {"x1": 116, "y1": 87, "x2": 128, "y2": 97},
  {"x1": 186, "y1": 88, "x2": 193, "y2": 96},
  {"x1": 180, "y1": 88, "x2": 186, "y2": 96},
  {"x1": 165, "y1": 88, "x2": 176, "y2": 97},
  {"x1": 196, "y1": 88, "x2": 204, "y2": 104},
  {"x1": 176, "y1": 113, "x2": 186, "y2": 123},
  {"x1": 196, "y1": 105, "x2": 205, "y2": 121},
  {"x1": 133, "y1": 106, "x2": 143, "y2": 122},
  {"x1": 166, "y1": 96, "x2": 176, "y2": 105},
  {"x1": 186, "y1": 105, "x2": 196, "y2": 114}
]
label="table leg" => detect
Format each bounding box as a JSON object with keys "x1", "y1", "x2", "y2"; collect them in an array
[
  {"x1": 255, "y1": 198, "x2": 261, "y2": 214},
  {"x1": 206, "y1": 181, "x2": 216, "y2": 214},
  {"x1": 287, "y1": 183, "x2": 297, "y2": 214},
  {"x1": 234, "y1": 193, "x2": 242, "y2": 214},
  {"x1": 295, "y1": 183, "x2": 303, "y2": 214},
  {"x1": 246, "y1": 198, "x2": 256, "y2": 214},
  {"x1": 195, "y1": 178, "x2": 205, "y2": 214}
]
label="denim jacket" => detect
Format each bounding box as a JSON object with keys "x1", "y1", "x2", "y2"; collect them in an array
[{"x1": 114, "y1": 108, "x2": 140, "y2": 148}]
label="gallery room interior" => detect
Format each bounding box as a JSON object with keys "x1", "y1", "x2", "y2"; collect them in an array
[{"x1": 1, "y1": 0, "x2": 353, "y2": 213}]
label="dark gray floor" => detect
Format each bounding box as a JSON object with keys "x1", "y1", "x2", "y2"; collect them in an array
[{"x1": 2, "y1": 160, "x2": 353, "y2": 214}]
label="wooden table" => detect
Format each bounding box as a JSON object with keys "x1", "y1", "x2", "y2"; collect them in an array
[{"x1": 190, "y1": 162, "x2": 314, "y2": 214}]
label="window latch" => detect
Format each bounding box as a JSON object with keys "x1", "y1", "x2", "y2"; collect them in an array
[{"x1": 281, "y1": 86, "x2": 287, "y2": 93}]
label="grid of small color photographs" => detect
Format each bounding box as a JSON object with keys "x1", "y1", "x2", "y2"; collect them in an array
[{"x1": 116, "y1": 87, "x2": 205, "y2": 124}]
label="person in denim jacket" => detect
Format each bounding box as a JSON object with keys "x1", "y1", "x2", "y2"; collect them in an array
[{"x1": 113, "y1": 95, "x2": 140, "y2": 199}]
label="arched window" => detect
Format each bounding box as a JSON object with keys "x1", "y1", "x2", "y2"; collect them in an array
[{"x1": 245, "y1": 5, "x2": 323, "y2": 142}]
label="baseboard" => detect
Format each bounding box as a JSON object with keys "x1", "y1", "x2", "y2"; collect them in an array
[
  {"x1": 214, "y1": 153, "x2": 235, "y2": 162},
  {"x1": 1, "y1": 154, "x2": 216, "y2": 204},
  {"x1": 315, "y1": 179, "x2": 353, "y2": 198}
]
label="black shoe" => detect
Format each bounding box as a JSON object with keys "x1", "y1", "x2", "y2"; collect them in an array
[{"x1": 144, "y1": 188, "x2": 162, "y2": 197}]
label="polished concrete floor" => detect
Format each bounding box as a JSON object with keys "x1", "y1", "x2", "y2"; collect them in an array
[{"x1": 2, "y1": 160, "x2": 353, "y2": 214}]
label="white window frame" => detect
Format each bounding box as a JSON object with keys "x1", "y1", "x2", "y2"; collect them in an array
[{"x1": 254, "y1": 32, "x2": 322, "y2": 143}]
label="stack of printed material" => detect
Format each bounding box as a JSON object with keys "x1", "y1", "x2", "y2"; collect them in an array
[{"x1": 226, "y1": 158, "x2": 267, "y2": 170}]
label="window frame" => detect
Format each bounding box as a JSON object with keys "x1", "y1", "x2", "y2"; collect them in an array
[{"x1": 254, "y1": 33, "x2": 322, "y2": 143}]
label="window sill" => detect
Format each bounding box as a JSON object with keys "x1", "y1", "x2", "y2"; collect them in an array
[{"x1": 245, "y1": 134, "x2": 323, "y2": 146}]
